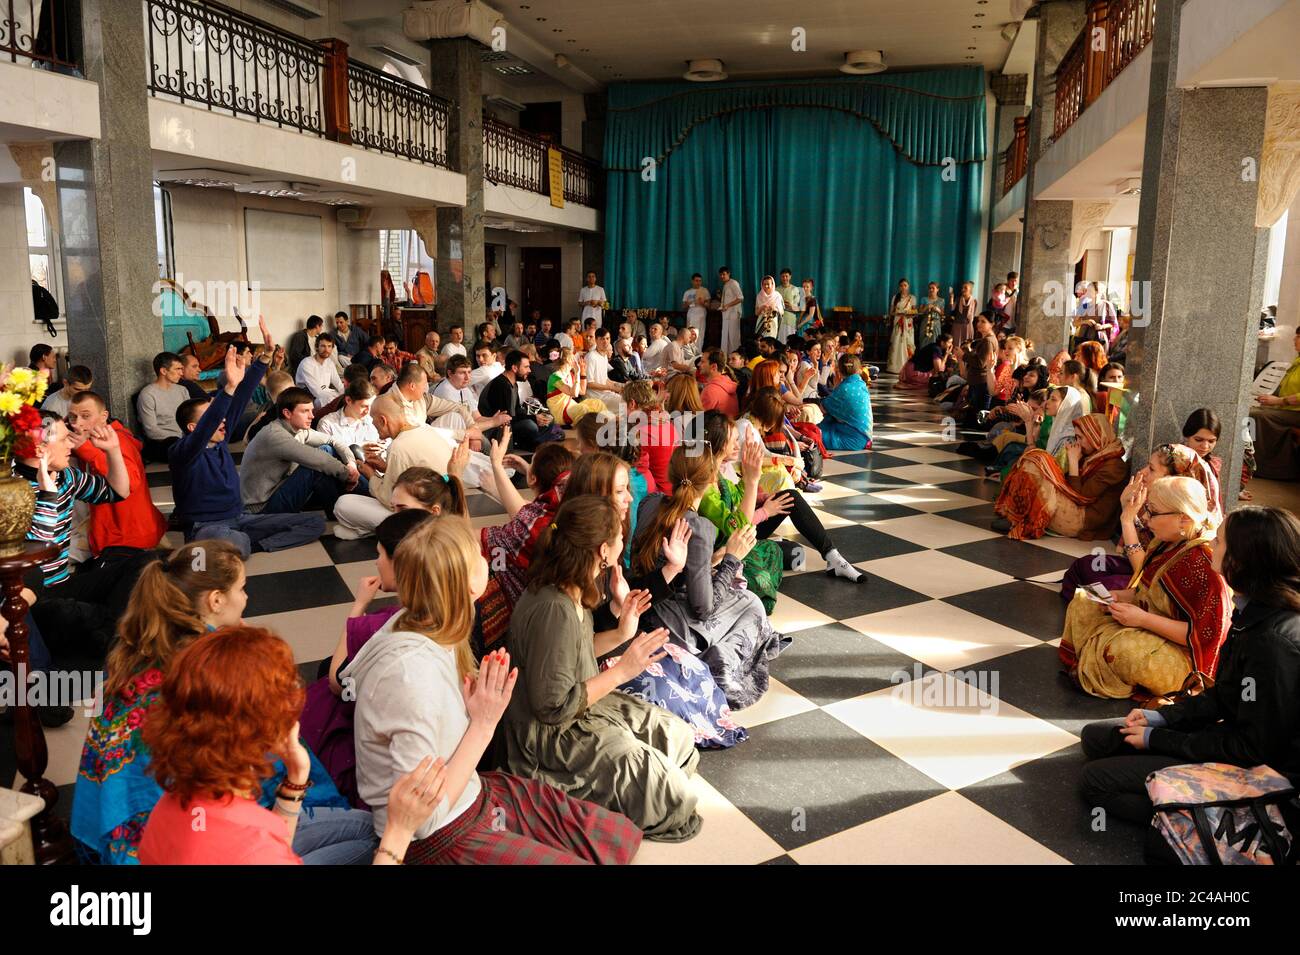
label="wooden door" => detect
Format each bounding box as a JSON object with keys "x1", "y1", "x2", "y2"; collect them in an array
[{"x1": 521, "y1": 247, "x2": 562, "y2": 327}]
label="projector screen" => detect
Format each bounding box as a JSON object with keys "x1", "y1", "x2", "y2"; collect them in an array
[{"x1": 244, "y1": 208, "x2": 324, "y2": 291}]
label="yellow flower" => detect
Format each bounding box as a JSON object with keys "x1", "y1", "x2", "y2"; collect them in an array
[
  {"x1": 7, "y1": 367, "x2": 34, "y2": 390},
  {"x1": 0, "y1": 393, "x2": 22, "y2": 415}
]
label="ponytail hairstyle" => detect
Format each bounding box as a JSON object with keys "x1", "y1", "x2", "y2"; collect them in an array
[
  {"x1": 631, "y1": 447, "x2": 716, "y2": 576},
  {"x1": 393, "y1": 516, "x2": 483, "y2": 678},
  {"x1": 392, "y1": 465, "x2": 467, "y2": 516},
  {"x1": 747, "y1": 388, "x2": 786, "y2": 432},
  {"x1": 529, "y1": 496, "x2": 621, "y2": 609},
  {"x1": 1219, "y1": 506, "x2": 1300, "y2": 612},
  {"x1": 529, "y1": 441, "x2": 577, "y2": 493},
  {"x1": 836, "y1": 352, "x2": 862, "y2": 379},
  {"x1": 106, "y1": 540, "x2": 245, "y2": 698}
]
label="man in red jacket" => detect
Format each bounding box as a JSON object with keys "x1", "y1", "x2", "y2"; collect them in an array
[{"x1": 68, "y1": 390, "x2": 168, "y2": 556}]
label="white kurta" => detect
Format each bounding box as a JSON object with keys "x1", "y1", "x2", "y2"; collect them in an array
[
  {"x1": 720, "y1": 279, "x2": 743, "y2": 355},
  {"x1": 682, "y1": 286, "x2": 710, "y2": 340},
  {"x1": 579, "y1": 285, "x2": 607, "y2": 327}
]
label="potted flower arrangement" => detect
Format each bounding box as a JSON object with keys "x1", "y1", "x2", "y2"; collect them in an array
[{"x1": 0, "y1": 365, "x2": 48, "y2": 556}]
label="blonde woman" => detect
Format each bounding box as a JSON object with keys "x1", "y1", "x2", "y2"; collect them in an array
[
  {"x1": 545, "y1": 346, "x2": 606, "y2": 426},
  {"x1": 344, "y1": 516, "x2": 642, "y2": 864},
  {"x1": 1059, "y1": 476, "x2": 1233, "y2": 701}
]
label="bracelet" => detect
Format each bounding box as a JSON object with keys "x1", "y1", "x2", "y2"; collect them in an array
[
  {"x1": 275, "y1": 789, "x2": 306, "y2": 803},
  {"x1": 1122, "y1": 542, "x2": 1144, "y2": 555},
  {"x1": 279, "y1": 778, "x2": 312, "y2": 793},
  {"x1": 375, "y1": 846, "x2": 405, "y2": 865},
  {"x1": 273, "y1": 798, "x2": 303, "y2": 816}
]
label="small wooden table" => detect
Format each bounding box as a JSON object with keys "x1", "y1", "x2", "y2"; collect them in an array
[{"x1": 1, "y1": 542, "x2": 74, "y2": 864}]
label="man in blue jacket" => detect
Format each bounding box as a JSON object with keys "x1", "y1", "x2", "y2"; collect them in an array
[{"x1": 169, "y1": 318, "x2": 324, "y2": 559}]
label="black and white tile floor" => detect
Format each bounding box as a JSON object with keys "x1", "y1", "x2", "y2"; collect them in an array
[{"x1": 4, "y1": 379, "x2": 1150, "y2": 864}]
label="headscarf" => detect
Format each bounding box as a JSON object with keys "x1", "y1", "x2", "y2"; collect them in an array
[
  {"x1": 1151, "y1": 443, "x2": 1223, "y2": 521},
  {"x1": 754, "y1": 279, "x2": 783, "y2": 316},
  {"x1": 1044, "y1": 386, "x2": 1088, "y2": 455},
  {"x1": 1073, "y1": 413, "x2": 1125, "y2": 479}
]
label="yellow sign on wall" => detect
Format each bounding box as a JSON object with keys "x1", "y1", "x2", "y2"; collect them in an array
[{"x1": 547, "y1": 147, "x2": 565, "y2": 209}]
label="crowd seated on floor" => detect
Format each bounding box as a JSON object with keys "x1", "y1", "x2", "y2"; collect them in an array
[{"x1": 2, "y1": 284, "x2": 1296, "y2": 867}]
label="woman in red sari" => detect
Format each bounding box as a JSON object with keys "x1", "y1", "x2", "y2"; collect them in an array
[
  {"x1": 993, "y1": 413, "x2": 1129, "y2": 540},
  {"x1": 1059, "y1": 476, "x2": 1232, "y2": 701}
]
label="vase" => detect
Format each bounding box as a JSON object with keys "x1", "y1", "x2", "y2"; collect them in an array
[{"x1": 0, "y1": 473, "x2": 36, "y2": 558}]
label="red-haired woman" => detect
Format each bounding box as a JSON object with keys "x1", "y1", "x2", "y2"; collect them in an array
[{"x1": 139, "y1": 626, "x2": 441, "y2": 864}]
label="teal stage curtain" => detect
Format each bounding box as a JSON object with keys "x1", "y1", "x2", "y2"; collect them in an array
[{"x1": 602, "y1": 68, "x2": 987, "y2": 316}]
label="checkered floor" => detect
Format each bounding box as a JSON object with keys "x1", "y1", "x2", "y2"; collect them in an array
[{"x1": 4, "y1": 379, "x2": 1151, "y2": 864}]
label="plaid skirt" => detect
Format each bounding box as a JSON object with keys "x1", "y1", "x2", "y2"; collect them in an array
[{"x1": 404, "y1": 771, "x2": 642, "y2": 865}]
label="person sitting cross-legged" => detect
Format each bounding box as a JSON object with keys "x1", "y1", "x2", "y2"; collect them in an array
[
  {"x1": 136, "y1": 351, "x2": 188, "y2": 463},
  {"x1": 239, "y1": 385, "x2": 361, "y2": 520},
  {"x1": 173, "y1": 334, "x2": 326, "y2": 558},
  {"x1": 68, "y1": 390, "x2": 167, "y2": 557},
  {"x1": 332, "y1": 392, "x2": 469, "y2": 540}
]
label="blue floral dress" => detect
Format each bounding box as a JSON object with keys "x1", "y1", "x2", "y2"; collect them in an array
[
  {"x1": 604, "y1": 643, "x2": 748, "y2": 749},
  {"x1": 72, "y1": 667, "x2": 348, "y2": 864}
]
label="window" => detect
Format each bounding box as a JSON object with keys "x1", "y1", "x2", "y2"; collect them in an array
[
  {"x1": 25, "y1": 187, "x2": 62, "y2": 318},
  {"x1": 155, "y1": 184, "x2": 175, "y2": 279}
]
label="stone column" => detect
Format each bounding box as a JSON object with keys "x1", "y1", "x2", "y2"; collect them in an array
[
  {"x1": 1018, "y1": 0, "x2": 1086, "y2": 360},
  {"x1": 428, "y1": 37, "x2": 486, "y2": 337},
  {"x1": 53, "y1": 0, "x2": 160, "y2": 423},
  {"x1": 1125, "y1": 0, "x2": 1276, "y2": 501}
]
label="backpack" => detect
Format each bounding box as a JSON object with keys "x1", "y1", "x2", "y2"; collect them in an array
[{"x1": 1146, "y1": 762, "x2": 1298, "y2": 865}]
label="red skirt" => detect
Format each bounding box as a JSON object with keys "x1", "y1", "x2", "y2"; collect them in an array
[{"x1": 404, "y1": 771, "x2": 642, "y2": 865}]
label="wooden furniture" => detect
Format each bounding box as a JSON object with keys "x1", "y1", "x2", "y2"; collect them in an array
[
  {"x1": 348, "y1": 304, "x2": 383, "y2": 340},
  {"x1": 396, "y1": 306, "x2": 436, "y2": 353},
  {"x1": 1, "y1": 542, "x2": 73, "y2": 864}
]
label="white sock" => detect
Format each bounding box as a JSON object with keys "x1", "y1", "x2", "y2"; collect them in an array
[{"x1": 824, "y1": 549, "x2": 863, "y2": 582}]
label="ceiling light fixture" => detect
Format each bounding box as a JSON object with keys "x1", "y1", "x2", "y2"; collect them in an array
[
  {"x1": 840, "y1": 50, "x2": 886, "y2": 74},
  {"x1": 683, "y1": 58, "x2": 727, "y2": 82}
]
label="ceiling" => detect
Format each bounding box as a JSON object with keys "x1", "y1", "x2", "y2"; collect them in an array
[{"x1": 472, "y1": 0, "x2": 1023, "y2": 88}]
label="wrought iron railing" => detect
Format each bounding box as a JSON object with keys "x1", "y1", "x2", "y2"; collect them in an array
[
  {"x1": 145, "y1": 0, "x2": 325, "y2": 134},
  {"x1": 346, "y1": 58, "x2": 451, "y2": 168},
  {"x1": 1053, "y1": 0, "x2": 1157, "y2": 140},
  {"x1": 1002, "y1": 114, "x2": 1029, "y2": 196},
  {"x1": 143, "y1": 0, "x2": 455, "y2": 170},
  {"x1": 483, "y1": 116, "x2": 599, "y2": 207},
  {"x1": 1, "y1": 0, "x2": 78, "y2": 68}
]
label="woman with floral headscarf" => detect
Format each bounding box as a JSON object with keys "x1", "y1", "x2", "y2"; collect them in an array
[{"x1": 993, "y1": 413, "x2": 1130, "y2": 540}]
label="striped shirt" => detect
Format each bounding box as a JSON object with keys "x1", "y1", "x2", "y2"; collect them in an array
[{"x1": 18, "y1": 463, "x2": 122, "y2": 587}]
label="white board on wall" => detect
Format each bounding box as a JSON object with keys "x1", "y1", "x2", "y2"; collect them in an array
[{"x1": 244, "y1": 209, "x2": 324, "y2": 290}]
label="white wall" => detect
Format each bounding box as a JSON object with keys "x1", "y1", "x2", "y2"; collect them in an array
[
  {"x1": 167, "y1": 185, "x2": 381, "y2": 345},
  {"x1": 485, "y1": 227, "x2": 586, "y2": 322},
  {"x1": 0, "y1": 186, "x2": 40, "y2": 367}
]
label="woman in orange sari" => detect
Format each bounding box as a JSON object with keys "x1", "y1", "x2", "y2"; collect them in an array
[
  {"x1": 1059, "y1": 476, "x2": 1232, "y2": 701},
  {"x1": 993, "y1": 413, "x2": 1129, "y2": 540}
]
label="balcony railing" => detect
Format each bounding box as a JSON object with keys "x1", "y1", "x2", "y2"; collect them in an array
[
  {"x1": 346, "y1": 58, "x2": 450, "y2": 167},
  {"x1": 1, "y1": 0, "x2": 78, "y2": 68},
  {"x1": 1002, "y1": 114, "x2": 1029, "y2": 196},
  {"x1": 143, "y1": 0, "x2": 454, "y2": 169},
  {"x1": 1053, "y1": 0, "x2": 1157, "y2": 140},
  {"x1": 484, "y1": 116, "x2": 600, "y2": 208}
]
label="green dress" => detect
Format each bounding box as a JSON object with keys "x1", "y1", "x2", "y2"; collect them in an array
[
  {"x1": 698, "y1": 478, "x2": 783, "y2": 614},
  {"x1": 500, "y1": 585, "x2": 703, "y2": 842}
]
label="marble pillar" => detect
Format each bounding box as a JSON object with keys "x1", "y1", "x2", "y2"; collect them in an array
[
  {"x1": 429, "y1": 37, "x2": 486, "y2": 337},
  {"x1": 1018, "y1": 0, "x2": 1086, "y2": 359},
  {"x1": 53, "y1": 0, "x2": 159, "y2": 423},
  {"x1": 984, "y1": 74, "x2": 1028, "y2": 296},
  {"x1": 1127, "y1": 86, "x2": 1270, "y2": 503}
]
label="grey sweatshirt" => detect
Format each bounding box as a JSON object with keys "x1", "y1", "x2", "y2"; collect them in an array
[
  {"x1": 341, "y1": 617, "x2": 482, "y2": 840},
  {"x1": 238, "y1": 418, "x2": 356, "y2": 512},
  {"x1": 137, "y1": 382, "x2": 188, "y2": 440}
]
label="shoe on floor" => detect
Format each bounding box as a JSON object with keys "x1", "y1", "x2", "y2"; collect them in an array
[
  {"x1": 332, "y1": 523, "x2": 368, "y2": 540},
  {"x1": 39, "y1": 705, "x2": 75, "y2": 728},
  {"x1": 991, "y1": 516, "x2": 1012, "y2": 533}
]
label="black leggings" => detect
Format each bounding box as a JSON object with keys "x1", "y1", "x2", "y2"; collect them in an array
[{"x1": 754, "y1": 488, "x2": 833, "y2": 556}]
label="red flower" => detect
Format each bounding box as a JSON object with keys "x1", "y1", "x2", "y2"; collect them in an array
[
  {"x1": 126, "y1": 708, "x2": 145, "y2": 730},
  {"x1": 9, "y1": 404, "x2": 44, "y2": 459}
]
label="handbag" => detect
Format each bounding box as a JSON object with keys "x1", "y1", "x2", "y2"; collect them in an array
[
  {"x1": 801, "y1": 444, "x2": 824, "y2": 480},
  {"x1": 1147, "y1": 763, "x2": 1298, "y2": 865}
]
